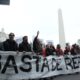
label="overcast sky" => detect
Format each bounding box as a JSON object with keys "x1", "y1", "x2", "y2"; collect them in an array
[{"x1": 0, "y1": 0, "x2": 80, "y2": 45}]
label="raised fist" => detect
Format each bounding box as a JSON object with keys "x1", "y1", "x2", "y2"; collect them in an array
[{"x1": 37, "y1": 31, "x2": 39, "y2": 35}]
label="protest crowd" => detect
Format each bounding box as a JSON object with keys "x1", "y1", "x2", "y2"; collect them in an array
[
  {"x1": 0, "y1": 31, "x2": 80, "y2": 80},
  {"x1": 0, "y1": 31, "x2": 80, "y2": 57}
]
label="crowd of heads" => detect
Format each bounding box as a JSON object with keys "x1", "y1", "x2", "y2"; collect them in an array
[{"x1": 0, "y1": 31, "x2": 80, "y2": 57}]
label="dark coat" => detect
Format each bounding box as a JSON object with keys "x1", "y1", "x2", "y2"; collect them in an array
[
  {"x1": 19, "y1": 42, "x2": 31, "y2": 52},
  {"x1": 3, "y1": 39, "x2": 18, "y2": 51},
  {"x1": 46, "y1": 47, "x2": 56, "y2": 56},
  {"x1": 0, "y1": 42, "x2": 4, "y2": 50},
  {"x1": 33, "y1": 36, "x2": 42, "y2": 53},
  {"x1": 70, "y1": 48, "x2": 77, "y2": 55},
  {"x1": 64, "y1": 49, "x2": 69, "y2": 55}
]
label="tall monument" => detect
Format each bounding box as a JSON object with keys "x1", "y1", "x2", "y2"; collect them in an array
[{"x1": 58, "y1": 9, "x2": 66, "y2": 50}]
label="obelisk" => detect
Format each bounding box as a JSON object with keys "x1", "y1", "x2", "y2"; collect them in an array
[{"x1": 58, "y1": 9, "x2": 66, "y2": 50}]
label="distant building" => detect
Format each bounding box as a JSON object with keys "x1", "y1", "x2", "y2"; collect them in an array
[
  {"x1": 0, "y1": 28, "x2": 8, "y2": 42},
  {"x1": 77, "y1": 39, "x2": 80, "y2": 46}
]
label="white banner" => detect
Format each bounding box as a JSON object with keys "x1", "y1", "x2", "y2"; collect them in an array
[{"x1": 0, "y1": 51, "x2": 80, "y2": 79}]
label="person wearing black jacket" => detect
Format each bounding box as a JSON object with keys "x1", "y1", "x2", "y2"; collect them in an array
[
  {"x1": 33, "y1": 31, "x2": 42, "y2": 54},
  {"x1": 45, "y1": 44, "x2": 56, "y2": 56},
  {"x1": 3, "y1": 33, "x2": 18, "y2": 51},
  {"x1": 19, "y1": 36, "x2": 31, "y2": 52}
]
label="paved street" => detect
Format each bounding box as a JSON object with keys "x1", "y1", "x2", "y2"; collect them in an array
[
  {"x1": 1, "y1": 73, "x2": 80, "y2": 80},
  {"x1": 54, "y1": 73, "x2": 80, "y2": 80}
]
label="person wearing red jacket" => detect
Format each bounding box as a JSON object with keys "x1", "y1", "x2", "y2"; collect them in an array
[{"x1": 56, "y1": 44, "x2": 64, "y2": 56}]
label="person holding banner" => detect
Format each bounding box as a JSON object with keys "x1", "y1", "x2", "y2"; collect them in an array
[
  {"x1": 19, "y1": 36, "x2": 31, "y2": 52},
  {"x1": 75, "y1": 45, "x2": 80, "y2": 54},
  {"x1": 71, "y1": 44, "x2": 77, "y2": 55},
  {"x1": 33, "y1": 31, "x2": 42, "y2": 55},
  {"x1": 64, "y1": 46, "x2": 70, "y2": 55},
  {"x1": 3, "y1": 32, "x2": 18, "y2": 51},
  {"x1": 56, "y1": 44, "x2": 64, "y2": 56},
  {"x1": 45, "y1": 44, "x2": 56, "y2": 56},
  {"x1": 64, "y1": 43, "x2": 71, "y2": 55}
]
